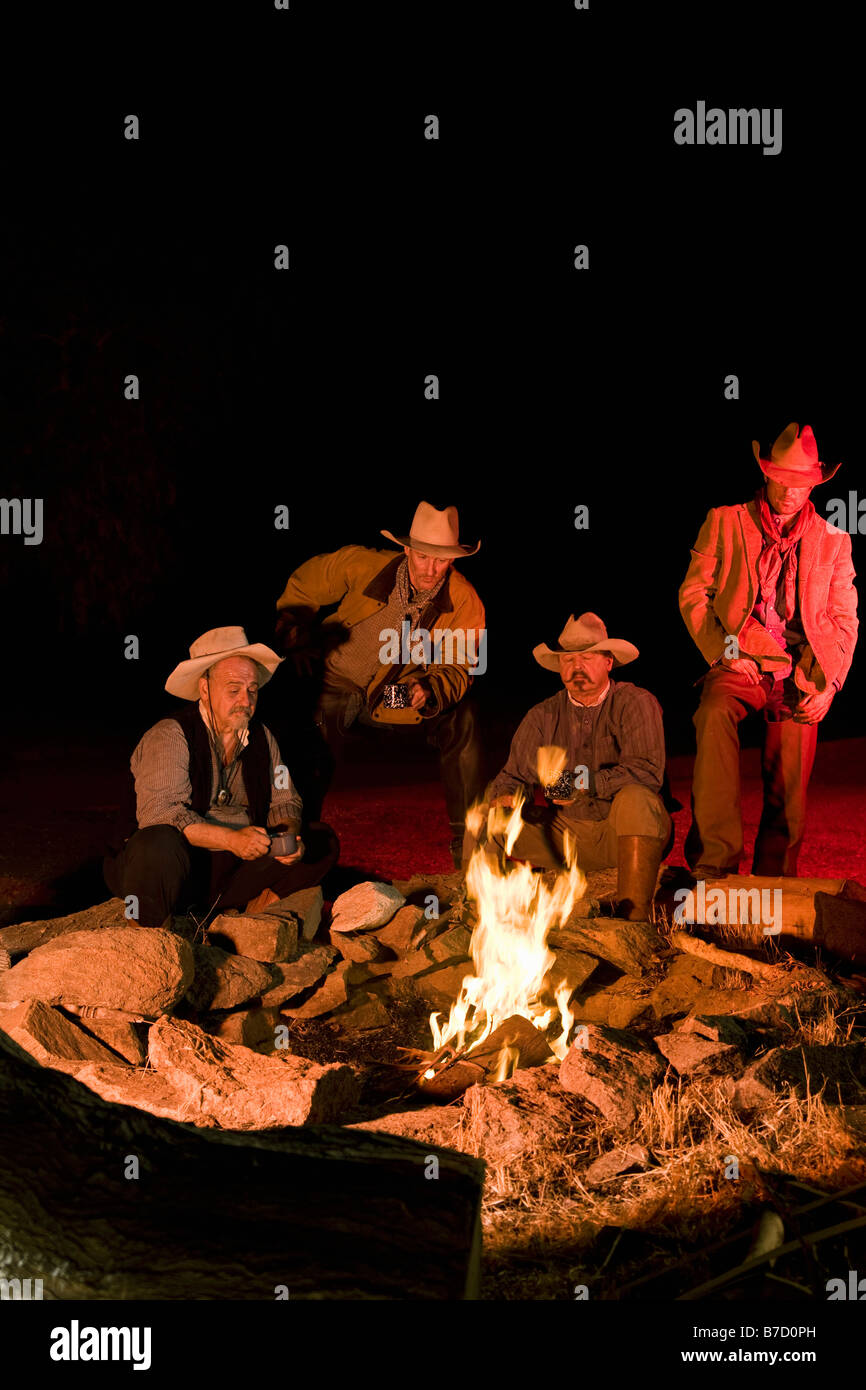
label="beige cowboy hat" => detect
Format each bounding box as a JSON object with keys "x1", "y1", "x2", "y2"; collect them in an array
[
  {"x1": 381, "y1": 501, "x2": 480, "y2": 558},
  {"x1": 165, "y1": 627, "x2": 283, "y2": 701},
  {"x1": 533, "y1": 612, "x2": 639, "y2": 672},
  {"x1": 752, "y1": 422, "x2": 841, "y2": 487}
]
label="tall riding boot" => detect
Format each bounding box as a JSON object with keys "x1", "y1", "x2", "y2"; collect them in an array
[{"x1": 616, "y1": 835, "x2": 664, "y2": 921}]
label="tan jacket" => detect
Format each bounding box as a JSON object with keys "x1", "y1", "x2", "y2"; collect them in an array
[
  {"x1": 679, "y1": 500, "x2": 858, "y2": 694},
  {"x1": 275, "y1": 545, "x2": 486, "y2": 717}
]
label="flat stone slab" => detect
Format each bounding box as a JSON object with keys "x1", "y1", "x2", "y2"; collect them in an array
[
  {"x1": 330, "y1": 882, "x2": 406, "y2": 934},
  {"x1": 549, "y1": 919, "x2": 664, "y2": 978},
  {"x1": 655, "y1": 1031, "x2": 744, "y2": 1078},
  {"x1": 0, "y1": 898, "x2": 131, "y2": 959},
  {"x1": 0, "y1": 927, "x2": 194, "y2": 1017},
  {"x1": 259, "y1": 945, "x2": 337, "y2": 1007},
  {"x1": 0, "y1": 999, "x2": 128, "y2": 1068},
  {"x1": 147, "y1": 1015, "x2": 359, "y2": 1128},
  {"x1": 559, "y1": 1023, "x2": 665, "y2": 1129}
]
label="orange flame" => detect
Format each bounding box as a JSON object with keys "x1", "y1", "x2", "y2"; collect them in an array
[
  {"x1": 430, "y1": 793, "x2": 585, "y2": 1072},
  {"x1": 536, "y1": 744, "x2": 568, "y2": 787}
]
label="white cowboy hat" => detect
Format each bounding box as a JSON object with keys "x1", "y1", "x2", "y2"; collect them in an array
[
  {"x1": 533, "y1": 612, "x2": 639, "y2": 672},
  {"x1": 381, "y1": 501, "x2": 480, "y2": 558},
  {"x1": 165, "y1": 627, "x2": 283, "y2": 701}
]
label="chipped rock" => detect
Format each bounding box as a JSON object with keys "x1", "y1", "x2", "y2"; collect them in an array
[
  {"x1": 147, "y1": 1015, "x2": 359, "y2": 1127},
  {"x1": 585, "y1": 1143, "x2": 651, "y2": 1187},
  {"x1": 374, "y1": 904, "x2": 426, "y2": 955},
  {"x1": 259, "y1": 945, "x2": 337, "y2": 1007},
  {"x1": 330, "y1": 882, "x2": 406, "y2": 934},
  {"x1": 548, "y1": 919, "x2": 664, "y2": 977},
  {"x1": 264, "y1": 886, "x2": 323, "y2": 942},
  {"x1": 559, "y1": 1024, "x2": 664, "y2": 1129},
  {"x1": 0, "y1": 999, "x2": 128, "y2": 1068},
  {"x1": 186, "y1": 945, "x2": 274, "y2": 1011},
  {"x1": 655, "y1": 1031, "x2": 744, "y2": 1078},
  {"x1": 206, "y1": 914, "x2": 297, "y2": 963}
]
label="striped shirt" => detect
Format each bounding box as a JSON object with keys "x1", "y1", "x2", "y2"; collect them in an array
[
  {"x1": 130, "y1": 711, "x2": 302, "y2": 833},
  {"x1": 489, "y1": 681, "x2": 666, "y2": 822}
]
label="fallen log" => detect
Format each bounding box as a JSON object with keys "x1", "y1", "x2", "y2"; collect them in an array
[
  {"x1": 664, "y1": 875, "x2": 846, "y2": 946},
  {"x1": 0, "y1": 1028, "x2": 485, "y2": 1299}
]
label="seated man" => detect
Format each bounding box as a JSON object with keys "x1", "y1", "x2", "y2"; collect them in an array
[
  {"x1": 104, "y1": 627, "x2": 338, "y2": 928},
  {"x1": 274, "y1": 501, "x2": 486, "y2": 868},
  {"x1": 470, "y1": 613, "x2": 672, "y2": 921},
  {"x1": 679, "y1": 422, "x2": 858, "y2": 876}
]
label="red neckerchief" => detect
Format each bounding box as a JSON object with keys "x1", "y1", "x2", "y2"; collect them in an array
[{"x1": 754, "y1": 488, "x2": 814, "y2": 624}]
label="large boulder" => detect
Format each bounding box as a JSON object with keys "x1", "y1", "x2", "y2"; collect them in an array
[
  {"x1": 0, "y1": 927, "x2": 194, "y2": 1017},
  {"x1": 147, "y1": 1016, "x2": 359, "y2": 1128}
]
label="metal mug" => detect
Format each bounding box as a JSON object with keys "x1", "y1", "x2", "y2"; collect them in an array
[
  {"x1": 544, "y1": 769, "x2": 574, "y2": 801},
  {"x1": 268, "y1": 832, "x2": 298, "y2": 857},
  {"x1": 382, "y1": 683, "x2": 411, "y2": 710}
]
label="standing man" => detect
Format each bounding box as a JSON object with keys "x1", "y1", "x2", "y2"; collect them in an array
[
  {"x1": 680, "y1": 422, "x2": 858, "y2": 877},
  {"x1": 473, "y1": 613, "x2": 673, "y2": 921},
  {"x1": 273, "y1": 502, "x2": 486, "y2": 868},
  {"x1": 104, "y1": 627, "x2": 338, "y2": 928}
]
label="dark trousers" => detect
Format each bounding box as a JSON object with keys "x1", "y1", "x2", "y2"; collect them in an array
[
  {"x1": 685, "y1": 668, "x2": 818, "y2": 876},
  {"x1": 103, "y1": 823, "x2": 339, "y2": 929},
  {"x1": 306, "y1": 684, "x2": 485, "y2": 849}
]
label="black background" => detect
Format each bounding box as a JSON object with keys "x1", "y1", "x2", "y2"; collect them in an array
[{"x1": 1, "y1": 7, "x2": 862, "y2": 764}]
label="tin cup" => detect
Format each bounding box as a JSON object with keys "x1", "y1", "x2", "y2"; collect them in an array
[
  {"x1": 544, "y1": 769, "x2": 574, "y2": 802},
  {"x1": 268, "y1": 832, "x2": 298, "y2": 857},
  {"x1": 382, "y1": 683, "x2": 411, "y2": 710}
]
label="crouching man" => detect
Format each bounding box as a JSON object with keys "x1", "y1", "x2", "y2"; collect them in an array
[
  {"x1": 468, "y1": 613, "x2": 673, "y2": 921},
  {"x1": 103, "y1": 627, "x2": 339, "y2": 928}
]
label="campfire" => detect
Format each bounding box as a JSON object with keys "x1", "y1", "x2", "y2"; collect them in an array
[{"x1": 420, "y1": 787, "x2": 586, "y2": 1098}]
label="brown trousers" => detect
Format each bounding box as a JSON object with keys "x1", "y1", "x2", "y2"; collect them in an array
[
  {"x1": 685, "y1": 668, "x2": 818, "y2": 876},
  {"x1": 469, "y1": 783, "x2": 671, "y2": 872}
]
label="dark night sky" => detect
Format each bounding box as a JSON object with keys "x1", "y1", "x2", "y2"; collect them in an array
[{"x1": 1, "y1": 26, "x2": 863, "y2": 766}]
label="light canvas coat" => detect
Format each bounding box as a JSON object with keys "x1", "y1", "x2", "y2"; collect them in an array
[
  {"x1": 275, "y1": 545, "x2": 486, "y2": 718},
  {"x1": 679, "y1": 499, "x2": 858, "y2": 694}
]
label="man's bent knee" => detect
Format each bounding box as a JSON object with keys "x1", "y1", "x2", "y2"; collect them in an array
[{"x1": 608, "y1": 785, "x2": 670, "y2": 840}]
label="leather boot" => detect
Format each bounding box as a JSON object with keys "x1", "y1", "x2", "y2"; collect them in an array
[{"x1": 616, "y1": 835, "x2": 664, "y2": 921}]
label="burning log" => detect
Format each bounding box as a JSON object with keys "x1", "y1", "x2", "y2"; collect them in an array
[
  {"x1": 0, "y1": 1027, "x2": 485, "y2": 1300},
  {"x1": 417, "y1": 1014, "x2": 554, "y2": 1102}
]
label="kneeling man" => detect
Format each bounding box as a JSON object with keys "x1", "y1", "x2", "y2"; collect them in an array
[
  {"x1": 104, "y1": 627, "x2": 338, "y2": 928},
  {"x1": 474, "y1": 613, "x2": 672, "y2": 921}
]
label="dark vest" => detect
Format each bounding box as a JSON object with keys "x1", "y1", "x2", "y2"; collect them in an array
[{"x1": 108, "y1": 706, "x2": 272, "y2": 853}]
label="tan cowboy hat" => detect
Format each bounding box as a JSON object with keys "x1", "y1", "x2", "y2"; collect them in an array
[
  {"x1": 533, "y1": 613, "x2": 639, "y2": 672},
  {"x1": 165, "y1": 627, "x2": 283, "y2": 701},
  {"x1": 752, "y1": 422, "x2": 841, "y2": 486},
  {"x1": 381, "y1": 501, "x2": 480, "y2": 558}
]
